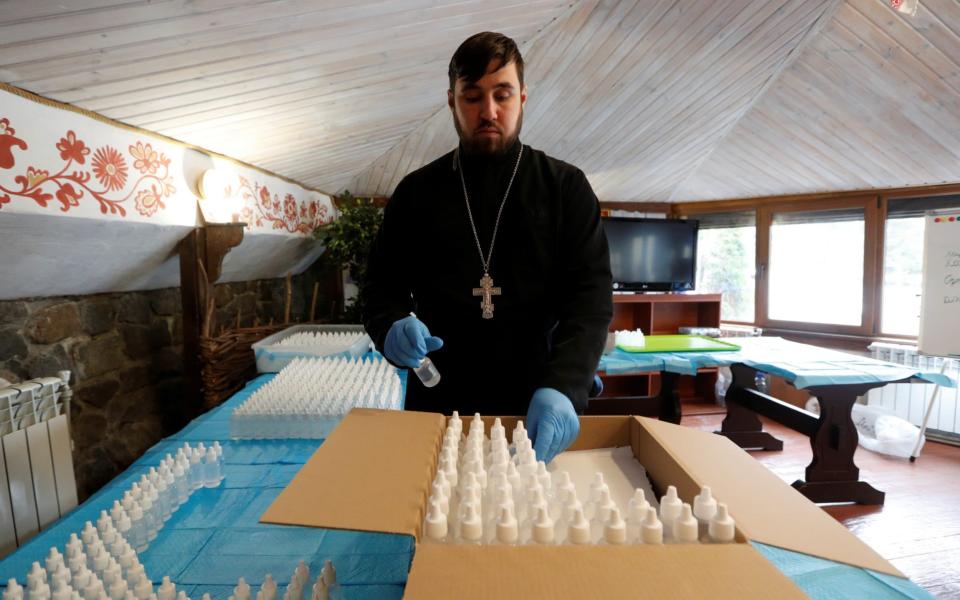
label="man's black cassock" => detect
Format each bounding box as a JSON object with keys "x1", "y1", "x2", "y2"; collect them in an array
[{"x1": 364, "y1": 140, "x2": 612, "y2": 416}]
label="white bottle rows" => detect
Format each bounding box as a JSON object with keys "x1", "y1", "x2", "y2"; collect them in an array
[
  {"x1": 274, "y1": 331, "x2": 367, "y2": 354},
  {"x1": 3, "y1": 443, "x2": 225, "y2": 600},
  {"x1": 231, "y1": 356, "x2": 403, "y2": 439},
  {"x1": 120, "y1": 442, "x2": 224, "y2": 554},
  {"x1": 4, "y1": 553, "x2": 340, "y2": 600},
  {"x1": 423, "y1": 412, "x2": 737, "y2": 546}
]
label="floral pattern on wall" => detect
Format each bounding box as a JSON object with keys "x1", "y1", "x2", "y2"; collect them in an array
[
  {"x1": 0, "y1": 117, "x2": 175, "y2": 217},
  {"x1": 230, "y1": 176, "x2": 332, "y2": 234}
]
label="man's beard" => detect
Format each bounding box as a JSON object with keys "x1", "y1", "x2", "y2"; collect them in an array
[{"x1": 454, "y1": 109, "x2": 523, "y2": 156}]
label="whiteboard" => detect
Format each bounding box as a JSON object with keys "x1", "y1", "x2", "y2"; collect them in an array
[{"x1": 919, "y1": 211, "x2": 960, "y2": 357}]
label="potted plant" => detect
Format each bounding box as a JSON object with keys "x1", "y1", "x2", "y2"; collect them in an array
[{"x1": 313, "y1": 191, "x2": 383, "y2": 323}]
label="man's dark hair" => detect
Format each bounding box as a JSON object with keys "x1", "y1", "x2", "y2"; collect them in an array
[{"x1": 448, "y1": 32, "x2": 524, "y2": 91}]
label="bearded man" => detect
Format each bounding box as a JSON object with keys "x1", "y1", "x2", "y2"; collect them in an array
[{"x1": 364, "y1": 32, "x2": 612, "y2": 463}]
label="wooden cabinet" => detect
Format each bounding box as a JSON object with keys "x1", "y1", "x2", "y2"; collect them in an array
[{"x1": 598, "y1": 293, "x2": 721, "y2": 406}]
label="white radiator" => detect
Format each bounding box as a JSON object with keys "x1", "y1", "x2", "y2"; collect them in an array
[
  {"x1": 0, "y1": 372, "x2": 77, "y2": 558},
  {"x1": 867, "y1": 342, "x2": 960, "y2": 443}
]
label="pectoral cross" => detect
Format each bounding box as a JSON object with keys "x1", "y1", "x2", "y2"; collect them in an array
[{"x1": 472, "y1": 272, "x2": 501, "y2": 319}]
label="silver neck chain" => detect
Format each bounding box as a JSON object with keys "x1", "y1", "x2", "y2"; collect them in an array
[{"x1": 456, "y1": 144, "x2": 524, "y2": 274}]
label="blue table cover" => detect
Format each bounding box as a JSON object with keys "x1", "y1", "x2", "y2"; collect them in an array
[
  {"x1": 0, "y1": 368, "x2": 934, "y2": 599},
  {"x1": 600, "y1": 337, "x2": 956, "y2": 389}
]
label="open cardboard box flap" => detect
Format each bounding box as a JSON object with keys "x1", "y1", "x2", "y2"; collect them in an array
[
  {"x1": 261, "y1": 409, "x2": 901, "y2": 583},
  {"x1": 635, "y1": 416, "x2": 900, "y2": 577},
  {"x1": 405, "y1": 544, "x2": 806, "y2": 600},
  {"x1": 260, "y1": 408, "x2": 445, "y2": 535}
]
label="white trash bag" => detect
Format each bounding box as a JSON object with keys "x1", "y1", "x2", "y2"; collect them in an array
[{"x1": 851, "y1": 403, "x2": 925, "y2": 459}]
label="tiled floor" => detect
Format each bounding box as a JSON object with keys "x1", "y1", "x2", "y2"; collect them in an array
[{"x1": 681, "y1": 410, "x2": 960, "y2": 599}]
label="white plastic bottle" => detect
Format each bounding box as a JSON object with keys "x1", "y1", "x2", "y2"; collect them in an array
[
  {"x1": 708, "y1": 503, "x2": 736, "y2": 543},
  {"x1": 659, "y1": 485, "x2": 682, "y2": 539},
  {"x1": 260, "y1": 574, "x2": 278, "y2": 600},
  {"x1": 127, "y1": 503, "x2": 146, "y2": 553},
  {"x1": 156, "y1": 577, "x2": 176, "y2": 600},
  {"x1": 413, "y1": 357, "x2": 441, "y2": 388},
  {"x1": 602, "y1": 508, "x2": 628, "y2": 545},
  {"x1": 212, "y1": 441, "x2": 225, "y2": 484},
  {"x1": 188, "y1": 448, "x2": 203, "y2": 491},
  {"x1": 458, "y1": 503, "x2": 483, "y2": 545},
  {"x1": 495, "y1": 505, "x2": 519, "y2": 546},
  {"x1": 672, "y1": 503, "x2": 699, "y2": 544},
  {"x1": 423, "y1": 499, "x2": 449, "y2": 544},
  {"x1": 641, "y1": 507, "x2": 663, "y2": 545},
  {"x1": 584, "y1": 472, "x2": 608, "y2": 520},
  {"x1": 693, "y1": 486, "x2": 718, "y2": 540},
  {"x1": 4, "y1": 578, "x2": 24, "y2": 600},
  {"x1": 565, "y1": 508, "x2": 592, "y2": 546},
  {"x1": 233, "y1": 578, "x2": 251, "y2": 600},
  {"x1": 203, "y1": 447, "x2": 220, "y2": 488},
  {"x1": 530, "y1": 507, "x2": 556, "y2": 546},
  {"x1": 589, "y1": 488, "x2": 616, "y2": 543},
  {"x1": 172, "y1": 459, "x2": 189, "y2": 506},
  {"x1": 626, "y1": 488, "x2": 650, "y2": 542}
]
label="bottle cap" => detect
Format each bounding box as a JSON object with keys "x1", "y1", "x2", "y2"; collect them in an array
[
  {"x1": 693, "y1": 486, "x2": 718, "y2": 522},
  {"x1": 459, "y1": 503, "x2": 483, "y2": 542},
  {"x1": 604, "y1": 508, "x2": 627, "y2": 545},
  {"x1": 589, "y1": 473, "x2": 608, "y2": 503},
  {"x1": 233, "y1": 577, "x2": 250, "y2": 600},
  {"x1": 321, "y1": 560, "x2": 337, "y2": 587},
  {"x1": 641, "y1": 507, "x2": 663, "y2": 545},
  {"x1": 495, "y1": 506, "x2": 518, "y2": 544},
  {"x1": 424, "y1": 499, "x2": 448, "y2": 541},
  {"x1": 659, "y1": 485, "x2": 683, "y2": 525},
  {"x1": 674, "y1": 503, "x2": 699, "y2": 543},
  {"x1": 708, "y1": 503, "x2": 736, "y2": 543},
  {"x1": 531, "y1": 507, "x2": 555, "y2": 544},
  {"x1": 628, "y1": 488, "x2": 650, "y2": 522},
  {"x1": 535, "y1": 461, "x2": 552, "y2": 490},
  {"x1": 567, "y1": 508, "x2": 592, "y2": 545}
]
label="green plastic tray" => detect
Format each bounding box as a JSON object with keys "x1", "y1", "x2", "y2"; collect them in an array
[{"x1": 617, "y1": 334, "x2": 741, "y2": 353}]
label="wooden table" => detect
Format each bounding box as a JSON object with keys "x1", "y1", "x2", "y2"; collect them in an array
[
  {"x1": 718, "y1": 363, "x2": 896, "y2": 505},
  {"x1": 594, "y1": 337, "x2": 955, "y2": 506}
]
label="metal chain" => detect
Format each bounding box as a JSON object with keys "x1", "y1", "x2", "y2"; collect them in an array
[{"x1": 456, "y1": 144, "x2": 524, "y2": 274}]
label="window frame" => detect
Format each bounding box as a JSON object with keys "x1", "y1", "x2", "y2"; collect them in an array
[
  {"x1": 664, "y1": 183, "x2": 960, "y2": 342},
  {"x1": 876, "y1": 189, "x2": 960, "y2": 339},
  {"x1": 600, "y1": 183, "x2": 960, "y2": 342},
  {"x1": 758, "y1": 196, "x2": 879, "y2": 336},
  {"x1": 693, "y1": 213, "x2": 757, "y2": 326}
]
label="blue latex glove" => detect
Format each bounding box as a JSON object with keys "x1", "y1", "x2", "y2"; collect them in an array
[
  {"x1": 383, "y1": 315, "x2": 443, "y2": 369},
  {"x1": 527, "y1": 387, "x2": 580, "y2": 464}
]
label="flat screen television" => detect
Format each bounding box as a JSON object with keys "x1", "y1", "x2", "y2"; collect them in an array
[{"x1": 602, "y1": 217, "x2": 699, "y2": 292}]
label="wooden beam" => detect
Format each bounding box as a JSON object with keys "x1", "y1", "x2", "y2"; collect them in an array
[
  {"x1": 599, "y1": 201, "x2": 671, "y2": 214},
  {"x1": 179, "y1": 223, "x2": 245, "y2": 422},
  {"x1": 673, "y1": 181, "x2": 960, "y2": 215}
]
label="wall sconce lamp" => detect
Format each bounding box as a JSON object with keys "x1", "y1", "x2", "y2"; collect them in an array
[{"x1": 197, "y1": 168, "x2": 244, "y2": 224}]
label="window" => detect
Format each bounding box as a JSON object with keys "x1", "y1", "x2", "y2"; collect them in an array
[
  {"x1": 882, "y1": 195, "x2": 960, "y2": 336},
  {"x1": 676, "y1": 189, "x2": 960, "y2": 340},
  {"x1": 695, "y1": 212, "x2": 755, "y2": 322},
  {"x1": 767, "y1": 207, "x2": 865, "y2": 326}
]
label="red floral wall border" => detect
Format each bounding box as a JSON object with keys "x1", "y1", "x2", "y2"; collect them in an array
[
  {"x1": 230, "y1": 176, "x2": 332, "y2": 234},
  {"x1": 0, "y1": 117, "x2": 175, "y2": 217}
]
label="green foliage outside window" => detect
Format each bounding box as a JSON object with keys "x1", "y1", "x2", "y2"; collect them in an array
[
  {"x1": 314, "y1": 190, "x2": 383, "y2": 323},
  {"x1": 696, "y1": 227, "x2": 755, "y2": 322}
]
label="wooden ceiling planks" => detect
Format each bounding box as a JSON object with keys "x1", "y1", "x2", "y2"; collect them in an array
[
  {"x1": 2, "y1": 0, "x2": 958, "y2": 201},
  {"x1": 1, "y1": 0, "x2": 573, "y2": 193},
  {"x1": 672, "y1": 0, "x2": 960, "y2": 202},
  {"x1": 349, "y1": 0, "x2": 838, "y2": 200}
]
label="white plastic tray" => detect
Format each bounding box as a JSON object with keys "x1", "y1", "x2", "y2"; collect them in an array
[{"x1": 251, "y1": 324, "x2": 371, "y2": 373}]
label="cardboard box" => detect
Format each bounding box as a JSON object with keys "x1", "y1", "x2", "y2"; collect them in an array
[{"x1": 262, "y1": 410, "x2": 903, "y2": 598}]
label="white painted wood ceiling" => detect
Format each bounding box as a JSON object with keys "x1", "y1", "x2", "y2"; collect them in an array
[{"x1": 2, "y1": 0, "x2": 958, "y2": 203}]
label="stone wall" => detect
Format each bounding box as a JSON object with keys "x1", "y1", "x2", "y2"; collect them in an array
[{"x1": 0, "y1": 263, "x2": 337, "y2": 500}]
